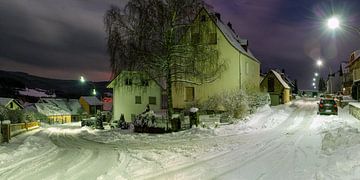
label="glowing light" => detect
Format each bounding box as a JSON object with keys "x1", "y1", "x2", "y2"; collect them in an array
[
  {"x1": 315, "y1": 73, "x2": 319, "y2": 77},
  {"x1": 313, "y1": 78, "x2": 316, "y2": 81},
  {"x1": 92, "y1": 89, "x2": 97, "y2": 95},
  {"x1": 317, "y1": 59, "x2": 323, "y2": 66},
  {"x1": 327, "y1": 17, "x2": 340, "y2": 30},
  {"x1": 80, "y1": 76, "x2": 85, "y2": 83},
  {"x1": 313, "y1": 83, "x2": 316, "y2": 86}
]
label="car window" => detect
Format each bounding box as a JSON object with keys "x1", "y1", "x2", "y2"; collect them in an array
[{"x1": 320, "y1": 100, "x2": 335, "y2": 104}]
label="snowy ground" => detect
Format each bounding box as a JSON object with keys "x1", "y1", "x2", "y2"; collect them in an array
[{"x1": 1, "y1": 98, "x2": 360, "y2": 180}]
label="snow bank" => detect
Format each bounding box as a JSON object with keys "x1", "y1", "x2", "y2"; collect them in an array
[{"x1": 321, "y1": 126, "x2": 360, "y2": 154}]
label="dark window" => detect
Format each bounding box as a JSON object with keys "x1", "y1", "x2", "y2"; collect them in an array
[
  {"x1": 185, "y1": 87, "x2": 195, "y2": 101},
  {"x1": 209, "y1": 32, "x2": 217, "y2": 44},
  {"x1": 149, "y1": 97, "x2": 156, "y2": 105},
  {"x1": 125, "y1": 78, "x2": 132, "y2": 85},
  {"x1": 191, "y1": 33, "x2": 200, "y2": 44},
  {"x1": 9, "y1": 102, "x2": 13, "y2": 108},
  {"x1": 141, "y1": 79, "x2": 149, "y2": 86},
  {"x1": 200, "y1": 15, "x2": 206, "y2": 22},
  {"x1": 131, "y1": 114, "x2": 136, "y2": 121},
  {"x1": 268, "y1": 77, "x2": 275, "y2": 92},
  {"x1": 135, "y1": 96, "x2": 141, "y2": 104}
]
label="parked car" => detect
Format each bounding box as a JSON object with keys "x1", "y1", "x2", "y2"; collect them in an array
[{"x1": 318, "y1": 98, "x2": 338, "y2": 115}]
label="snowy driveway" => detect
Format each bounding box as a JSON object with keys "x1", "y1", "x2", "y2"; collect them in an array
[{"x1": 1, "y1": 98, "x2": 360, "y2": 180}]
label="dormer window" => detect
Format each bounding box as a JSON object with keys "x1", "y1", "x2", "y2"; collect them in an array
[
  {"x1": 141, "y1": 79, "x2": 149, "y2": 86},
  {"x1": 200, "y1": 15, "x2": 206, "y2": 22},
  {"x1": 125, "y1": 78, "x2": 132, "y2": 86}
]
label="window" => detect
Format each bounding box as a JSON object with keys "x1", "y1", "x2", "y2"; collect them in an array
[
  {"x1": 135, "y1": 96, "x2": 141, "y2": 104},
  {"x1": 268, "y1": 77, "x2": 275, "y2": 92},
  {"x1": 125, "y1": 78, "x2": 132, "y2": 85},
  {"x1": 200, "y1": 15, "x2": 207, "y2": 22},
  {"x1": 185, "y1": 87, "x2": 195, "y2": 101},
  {"x1": 141, "y1": 79, "x2": 149, "y2": 86},
  {"x1": 9, "y1": 102, "x2": 13, "y2": 108},
  {"x1": 209, "y1": 32, "x2": 217, "y2": 44},
  {"x1": 149, "y1": 96, "x2": 156, "y2": 105},
  {"x1": 191, "y1": 33, "x2": 200, "y2": 44}
]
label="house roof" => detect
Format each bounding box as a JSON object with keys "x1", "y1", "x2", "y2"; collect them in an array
[
  {"x1": 203, "y1": 8, "x2": 260, "y2": 63},
  {"x1": 36, "y1": 98, "x2": 82, "y2": 116},
  {"x1": 271, "y1": 70, "x2": 290, "y2": 89},
  {"x1": 0, "y1": 97, "x2": 23, "y2": 108},
  {"x1": 80, "y1": 96, "x2": 102, "y2": 106},
  {"x1": 354, "y1": 50, "x2": 360, "y2": 60}
]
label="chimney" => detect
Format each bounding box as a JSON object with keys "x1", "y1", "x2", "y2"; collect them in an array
[
  {"x1": 227, "y1": 22, "x2": 232, "y2": 29},
  {"x1": 215, "y1": 12, "x2": 221, "y2": 20},
  {"x1": 282, "y1": 69, "x2": 285, "y2": 74}
]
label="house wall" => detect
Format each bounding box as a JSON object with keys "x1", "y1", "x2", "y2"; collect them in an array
[
  {"x1": 260, "y1": 72, "x2": 290, "y2": 106},
  {"x1": 48, "y1": 115, "x2": 72, "y2": 124},
  {"x1": 6, "y1": 101, "x2": 22, "y2": 110},
  {"x1": 172, "y1": 9, "x2": 260, "y2": 109},
  {"x1": 112, "y1": 75, "x2": 161, "y2": 122},
  {"x1": 79, "y1": 97, "x2": 90, "y2": 115}
]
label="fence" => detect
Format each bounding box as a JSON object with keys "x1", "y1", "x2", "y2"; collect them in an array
[{"x1": 1, "y1": 121, "x2": 40, "y2": 143}]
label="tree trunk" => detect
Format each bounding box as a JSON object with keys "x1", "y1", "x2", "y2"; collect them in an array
[{"x1": 166, "y1": 68, "x2": 173, "y2": 122}]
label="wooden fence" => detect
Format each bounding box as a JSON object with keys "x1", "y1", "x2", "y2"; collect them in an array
[{"x1": 1, "y1": 121, "x2": 40, "y2": 143}]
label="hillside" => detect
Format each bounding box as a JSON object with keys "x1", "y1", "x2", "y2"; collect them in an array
[{"x1": 0, "y1": 70, "x2": 111, "y2": 99}]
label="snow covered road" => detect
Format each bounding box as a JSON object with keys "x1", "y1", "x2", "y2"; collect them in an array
[{"x1": 1, "y1": 98, "x2": 360, "y2": 180}]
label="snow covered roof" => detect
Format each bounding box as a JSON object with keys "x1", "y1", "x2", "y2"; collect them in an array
[
  {"x1": 36, "y1": 98, "x2": 82, "y2": 116},
  {"x1": 18, "y1": 88, "x2": 56, "y2": 98},
  {"x1": 0, "y1": 97, "x2": 12, "y2": 106},
  {"x1": 271, "y1": 70, "x2": 290, "y2": 89},
  {"x1": 204, "y1": 8, "x2": 260, "y2": 63},
  {"x1": 80, "y1": 96, "x2": 102, "y2": 106},
  {"x1": 354, "y1": 50, "x2": 360, "y2": 60},
  {"x1": 0, "y1": 97, "x2": 23, "y2": 108}
]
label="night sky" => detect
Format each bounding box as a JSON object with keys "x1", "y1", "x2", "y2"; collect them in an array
[{"x1": 0, "y1": 0, "x2": 360, "y2": 89}]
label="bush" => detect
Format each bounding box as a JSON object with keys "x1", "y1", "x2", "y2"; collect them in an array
[
  {"x1": 200, "y1": 90, "x2": 270, "y2": 119},
  {"x1": 0, "y1": 106, "x2": 8, "y2": 122},
  {"x1": 7, "y1": 110, "x2": 25, "y2": 124}
]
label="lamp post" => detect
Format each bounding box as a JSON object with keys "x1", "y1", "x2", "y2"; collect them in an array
[
  {"x1": 317, "y1": 59, "x2": 334, "y2": 94},
  {"x1": 80, "y1": 76, "x2": 97, "y2": 96}
]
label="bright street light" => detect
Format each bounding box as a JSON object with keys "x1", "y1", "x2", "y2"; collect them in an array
[
  {"x1": 313, "y1": 78, "x2": 316, "y2": 81},
  {"x1": 316, "y1": 59, "x2": 323, "y2": 66},
  {"x1": 312, "y1": 83, "x2": 316, "y2": 86},
  {"x1": 327, "y1": 16, "x2": 340, "y2": 30},
  {"x1": 315, "y1": 73, "x2": 319, "y2": 77},
  {"x1": 92, "y1": 89, "x2": 97, "y2": 95},
  {"x1": 80, "y1": 76, "x2": 85, "y2": 83}
]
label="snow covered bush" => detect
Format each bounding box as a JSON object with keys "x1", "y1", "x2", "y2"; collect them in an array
[
  {"x1": 133, "y1": 111, "x2": 157, "y2": 128},
  {"x1": 201, "y1": 90, "x2": 249, "y2": 119},
  {"x1": 0, "y1": 105, "x2": 8, "y2": 122},
  {"x1": 200, "y1": 90, "x2": 270, "y2": 120},
  {"x1": 7, "y1": 110, "x2": 25, "y2": 124}
]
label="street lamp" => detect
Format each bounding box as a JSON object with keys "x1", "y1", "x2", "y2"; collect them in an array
[
  {"x1": 326, "y1": 16, "x2": 360, "y2": 35},
  {"x1": 315, "y1": 73, "x2": 319, "y2": 77},
  {"x1": 313, "y1": 78, "x2": 316, "y2": 81},
  {"x1": 317, "y1": 59, "x2": 323, "y2": 67},
  {"x1": 80, "y1": 76, "x2": 97, "y2": 96}
]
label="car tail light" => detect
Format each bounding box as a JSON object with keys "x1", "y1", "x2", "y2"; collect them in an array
[
  {"x1": 320, "y1": 104, "x2": 324, "y2": 108},
  {"x1": 334, "y1": 104, "x2": 337, "y2": 108}
]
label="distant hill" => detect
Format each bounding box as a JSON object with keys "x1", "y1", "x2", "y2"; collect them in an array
[{"x1": 0, "y1": 70, "x2": 111, "y2": 99}]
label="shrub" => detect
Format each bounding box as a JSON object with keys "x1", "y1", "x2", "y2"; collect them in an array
[
  {"x1": 7, "y1": 110, "x2": 25, "y2": 124},
  {"x1": 200, "y1": 90, "x2": 270, "y2": 119}
]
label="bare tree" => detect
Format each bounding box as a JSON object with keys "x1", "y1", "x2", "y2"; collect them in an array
[{"x1": 104, "y1": 0, "x2": 226, "y2": 119}]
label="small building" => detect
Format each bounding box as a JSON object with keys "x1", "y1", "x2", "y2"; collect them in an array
[
  {"x1": 35, "y1": 98, "x2": 83, "y2": 123},
  {"x1": 340, "y1": 62, "x2": 352, "y2": 95},
  {"x1": 260, "y1": 70, "x2": 291, "y2": 106},
  {"x1": 0, "y1": 97, "x2": 23, "y2": 110},
  {"x1": 107, "y1": 71, "x2": 162, "y2": 122},
  {"x1": 79, "y1": 96, "x2": 102, "y2": 115}
]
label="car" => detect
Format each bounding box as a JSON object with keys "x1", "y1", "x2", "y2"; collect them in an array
[
  {"x1": 318, "y1": 98, "x2": 338, "y2": 115},
  {"x1": 81, "y1": 117, "x2": 97, "y2": 127}
]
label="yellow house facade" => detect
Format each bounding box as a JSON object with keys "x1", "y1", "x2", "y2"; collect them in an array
[
  {"x1": 260, "y1": 70, "x2": 291, "y2": 106},
  {"x1": 108, "y1": 71, "x2": 162, "y2": 122},
  {"x1": 172, "y1": 8, "x2": 261, "y2": 109},
  {"x1": 0, "y1": 98, "x2": 23, "y2": 110}
]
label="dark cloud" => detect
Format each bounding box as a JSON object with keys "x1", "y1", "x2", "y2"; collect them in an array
[
  {"x1": 0, "y1": 0, "x2": 127, "y2": 81},
  {"x1": 0, "y1": 0, "x2": 359, "y2": 88},
  {"x1": 206, "y1": 0, "x2": 360, "y2": 89}
]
